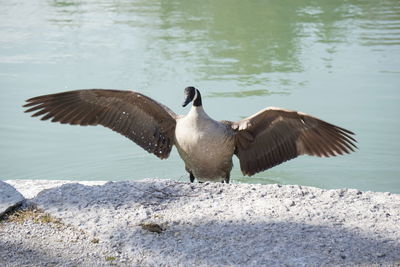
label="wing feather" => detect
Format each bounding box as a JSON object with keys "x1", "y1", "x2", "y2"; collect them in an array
[
  {"x1": 23, "y1": 89, "x2": 177, "y2": 159},
  {"x1": 233, "y1": 107, "x2": 357, "y2": 176}
]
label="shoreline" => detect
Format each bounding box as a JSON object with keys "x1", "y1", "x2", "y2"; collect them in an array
[{"x1": 1, "y1": 179, "x2": 399, "y2": 266}]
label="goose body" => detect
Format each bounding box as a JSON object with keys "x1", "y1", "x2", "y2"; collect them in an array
[
  {"x1": 23, "y1": 87, "x2": 357, "y2": 183},
  {"x1": 175, "y1": 105, "x2": 235, "y2": 182}
]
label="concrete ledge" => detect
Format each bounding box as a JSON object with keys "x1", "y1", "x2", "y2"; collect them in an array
[
  {"x1": 0, "y1": 181, "x2": 25, "y2": 218},
  {"x1": 1, "y1": 179, "x2": 399, "y2": 266}
]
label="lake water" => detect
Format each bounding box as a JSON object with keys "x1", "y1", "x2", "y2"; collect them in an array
[{"x1": 1, "y1": 0, "x2": 399, "y2": 193}]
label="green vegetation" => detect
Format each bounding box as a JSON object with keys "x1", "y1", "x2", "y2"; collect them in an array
[
  {"x1": 105, "y1": 256, "x2": 116, "y2": 261},
  {"x1": 90, "y1": 238, "x2": 100, "y2": 243},
  {"x1": 139, "y1": 222, "x2": 164, "y2": 234},
  {"x1": 1, "y1": 208, "x2": 62, "y2": 225}
]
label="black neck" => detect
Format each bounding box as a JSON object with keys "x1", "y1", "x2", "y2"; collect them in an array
[{"x1": 193, "y1": 89, "x2": 202, "y2": 107}]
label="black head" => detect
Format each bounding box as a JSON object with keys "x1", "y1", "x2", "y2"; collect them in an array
[{"x1": 182, "y1": 86, "x2": 202, "y2": 107}]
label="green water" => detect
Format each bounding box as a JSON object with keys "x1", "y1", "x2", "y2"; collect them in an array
[{"x1": 0, "y1": 0, "x2": 399, "y2": 193}]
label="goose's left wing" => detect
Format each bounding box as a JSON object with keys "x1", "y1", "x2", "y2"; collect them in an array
[{"x1": 231, "y1": 107, "x2": 357, "y2": 176}]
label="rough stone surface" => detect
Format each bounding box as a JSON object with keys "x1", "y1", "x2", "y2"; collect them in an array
[
  {"x1": 0, "y1": 210, "x2": 111, "y2": 266},
  {"x1": 0, "y1": 181, "x2": 25, "y2": 217},
  {"x1": 5, "y1": 179, "x2": 107, "y2": 199},
  {"x1": 1, "y1": 179, "x2": 400, "y2": 266}
]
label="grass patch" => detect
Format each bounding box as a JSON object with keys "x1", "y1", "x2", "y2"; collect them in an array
[
  {"x1": 2, "y1": 207, "x2": 62, "y2": 225},
  {"x1": 90, "y1": 238, "x2": 100, "y2": 244},
  {"x1": 139, "y1": 222, "x2": 164, "y2": 233}
]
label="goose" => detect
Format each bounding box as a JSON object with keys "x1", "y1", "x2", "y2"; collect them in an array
[{"x1": 23, "y1": 87, "x2": 357, "y2": 183}]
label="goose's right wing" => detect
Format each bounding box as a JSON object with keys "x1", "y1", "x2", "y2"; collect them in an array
[{"x1": 23, "y1": 89, "x2": 177, "y2": 159}]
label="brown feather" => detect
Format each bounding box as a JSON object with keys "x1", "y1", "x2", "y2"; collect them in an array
[
  {"x1": 23, "y1": 89, "x2": 177, "y2": 159},
  {"x1": 233, "y1": 107, "x2": 357, "y2": 176}
]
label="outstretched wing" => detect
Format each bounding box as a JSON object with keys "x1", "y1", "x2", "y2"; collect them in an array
[
  {"x1": 23, "y1": 89, "x2": 177, "y2": 159},
  {"x1": 232, "y1": 107, "x2": 357, "y2": 176}
]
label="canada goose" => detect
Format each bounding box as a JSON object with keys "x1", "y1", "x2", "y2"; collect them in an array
[{"x1": 23, "y1": 87, "x2": 357, "y2": 183}]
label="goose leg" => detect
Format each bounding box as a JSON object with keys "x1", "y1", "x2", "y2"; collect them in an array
[
  {"x1": 224, "y1": 174, "x2": 230, "y2": 184},
  {"x1": 189, "y1": 171, "x2": 195, "y2": 183},
  {"x1": 189, "y1": 172, "x2": 204, "y2": 184}
]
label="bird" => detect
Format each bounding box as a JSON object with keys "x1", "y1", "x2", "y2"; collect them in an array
[{"x1": 23, "y1": 87, "x2": 357, "y2": 183}]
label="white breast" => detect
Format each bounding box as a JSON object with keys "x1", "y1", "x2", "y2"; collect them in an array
[{"x1": 174, "y1": 106, "x2": 235, "y2": 181}]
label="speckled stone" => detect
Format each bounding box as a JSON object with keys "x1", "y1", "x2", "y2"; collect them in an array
[
  {"x1": 0, "y1": 181, "x2": 25, "y2": 217},
  {"x1": 1, "y1": 179, "x2": 399, "y2": 266}
]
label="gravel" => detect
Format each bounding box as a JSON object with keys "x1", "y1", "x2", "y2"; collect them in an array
[{"x1": 1, "y1": 179, "x2": 399, "y2": 266}]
